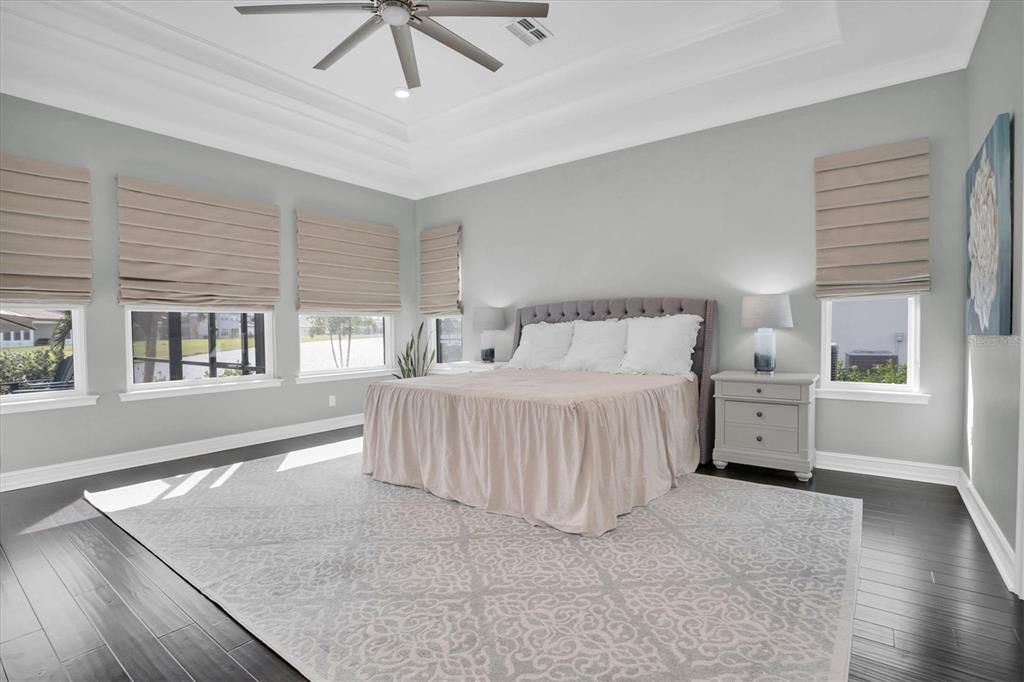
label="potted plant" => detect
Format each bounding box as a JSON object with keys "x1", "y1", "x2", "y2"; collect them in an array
[{"x1": 393, "y1": 321, "x2": 435, "y2": 378}]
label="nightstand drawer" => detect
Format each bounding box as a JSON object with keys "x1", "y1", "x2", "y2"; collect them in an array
[
  {"x1": 723, "y1": 400, "x2": 798, "y2": 428},
  {"x1": 722, "y1": 424, "x2": 799, "y2": 453},
  {"x1": 718, "y1": 381, "x2": 802, "y2": 401}
]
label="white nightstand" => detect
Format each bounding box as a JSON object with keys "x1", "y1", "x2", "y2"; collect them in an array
[
  {"x1": 710, "y1": 371, "x2": 818, "y2": 481},
  {"x1": 430, "y1": 361, "x2": 507, "y2": 375}
]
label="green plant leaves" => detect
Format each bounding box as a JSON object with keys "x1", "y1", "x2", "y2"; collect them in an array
[{"x1": 394, "y1": 321, "x2": 435, "y2": 378}]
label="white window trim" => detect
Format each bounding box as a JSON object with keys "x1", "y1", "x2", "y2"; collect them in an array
[
  {"x1": 1, "y1": 305, "x2": 96, "y2": 413},
  {"x1": 122, "y1": 305, "x2": 277, "y2": 397},
  {"x1": 119, "y1": 378, "x2": 284, "y2": 402},
  {"x1": 296, "y1": 311, "x2": 395, "y2": 380},
  {"x1": 818, "y1": 294, "x2": 929, "y2": 405},
  {"x1": 295, "y1": 368, "x2": 395, "y2": 384}
]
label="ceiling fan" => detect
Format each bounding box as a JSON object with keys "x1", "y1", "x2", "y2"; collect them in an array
[{"x1": 235, "y1": 0, "x2": 550, "y2": 92}]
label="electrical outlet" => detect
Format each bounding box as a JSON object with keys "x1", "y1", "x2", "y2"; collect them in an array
[{"x1": 328, "y1": 395, "x2": 336, "y2": 407}]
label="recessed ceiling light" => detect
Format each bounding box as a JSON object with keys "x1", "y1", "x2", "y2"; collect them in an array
[{"x1": 393, "y1": 87, "x2": 412, "y2": 99}]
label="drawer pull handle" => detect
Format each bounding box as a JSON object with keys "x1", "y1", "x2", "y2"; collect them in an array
[
  {"x1": 756, "y1": 435, "x2": 763, "y2": 442},
  {"x1": 756, "y1": 388, "x2": 763, "y2": 394},
  {"x1": 756, "y1": 411, "x2": 764, "y2": 418}
]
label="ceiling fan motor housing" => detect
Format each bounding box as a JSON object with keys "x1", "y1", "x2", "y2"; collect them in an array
[
  {"x1": 235, "y1": 0, "x2": 550, "y2": 88},
  {"x1": 379, "y1": 0, "x2": 413, "y2": 26}
]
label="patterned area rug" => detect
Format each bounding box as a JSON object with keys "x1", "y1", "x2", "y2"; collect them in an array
[{"x1": 85, "y1": 439, "x2": 862, "y2": 681}]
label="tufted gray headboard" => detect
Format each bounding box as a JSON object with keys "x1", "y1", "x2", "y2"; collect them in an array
[{"x1": 512, "y1": 297, "x2": 718, "y2": 465}]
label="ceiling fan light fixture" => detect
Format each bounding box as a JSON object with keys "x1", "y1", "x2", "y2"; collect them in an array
[
  {"x1": 379, "y1": 1, "x2": 412, "y2": 26},
  {"x1": 235, "y1": 0, "x2": 550, "y2": 92}
]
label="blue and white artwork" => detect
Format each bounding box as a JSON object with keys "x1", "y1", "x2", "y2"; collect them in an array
[{"x1": 965, "y1": 113, "x2": 1013, "y2": 335}]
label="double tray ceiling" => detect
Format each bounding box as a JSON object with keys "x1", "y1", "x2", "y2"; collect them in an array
[{"x1": 0, "y1": 1, "x2": 989, "y2": 198}]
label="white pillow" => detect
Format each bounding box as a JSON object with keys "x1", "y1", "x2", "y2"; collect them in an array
[
  {"x1": 560, "y1": 319, "x2": 627, "y2": 373},
  {"x1": 508, "y1": 321, "x2": 574, "y2": 369},
  {"x1": 619, "y1": 314, "x2": 703, "y2": 376}
]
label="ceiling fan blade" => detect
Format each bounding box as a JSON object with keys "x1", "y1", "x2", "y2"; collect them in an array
[
  {"x1": 236, "y1": 3, "x2": 373, "y2": 15},
  {"x1": 314, "y1": 15, "x2": 384, "y2": 70},
  {"x1": 411, "y1": 17, "x2": 502, "y2": 71},
  {"x1": 391, "y1": 25, "x2": 422, "y2": 89},
  {"x1": 416, "y1": 1, "x2": 549, "y2": 18}
]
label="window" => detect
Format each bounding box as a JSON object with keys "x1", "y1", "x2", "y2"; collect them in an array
[
  {"x1": 435, "y1": 315, "x2": 463, "y2": 364},
  {"x1": 298, "y1": 314, "x2": 391, "y2": 376},
  {"x1": 127, "y1": 309, "x2": 271, "y2": 389},
  {"x1": 820, "y1": 295, "x2": 924, "y2": 401},
  {"x1": 1, "y1": 307, "x2": 85, "y2": 399}
]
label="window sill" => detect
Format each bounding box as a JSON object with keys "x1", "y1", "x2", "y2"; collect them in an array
[
  {"x1": 119, "y1": 378, "x2": 284, "y2": 402},
  {"x1": 816, "y1": 387, "x2": 930, "y2": 405},
  {"x1": 0, "y1": 394, "x2": 99, "y2": 415},
  {"x1": 295, "y1": 369, "x2": 395, "y2": 384}
]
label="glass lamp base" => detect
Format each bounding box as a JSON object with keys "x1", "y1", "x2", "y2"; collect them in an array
[
  {"x1": 752, "y1": 328, "x2": 777, "y2": 374},
  {"x1": 480, "y1": 330, "x2": 496, "y2": 363}
]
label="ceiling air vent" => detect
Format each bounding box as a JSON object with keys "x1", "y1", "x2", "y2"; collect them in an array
[{"x1": 505, "y1": 17, "x2": 553, "y2": 46}]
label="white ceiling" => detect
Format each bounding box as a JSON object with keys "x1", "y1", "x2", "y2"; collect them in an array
[{"x1": 0, "y1": 0, "x2": 988, "y2": 199}]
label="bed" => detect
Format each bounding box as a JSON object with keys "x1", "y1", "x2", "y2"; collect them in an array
[{"x1": 362, "y1": 297, "x2": 718, "y2": 535}]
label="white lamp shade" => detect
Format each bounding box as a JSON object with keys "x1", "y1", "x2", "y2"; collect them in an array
[
  {"x1": 473, "y1": 306, "x2": 506, "y2": 331},
  {"x1": 741, "y1": 294, "x2": 793, "y2": 329}
]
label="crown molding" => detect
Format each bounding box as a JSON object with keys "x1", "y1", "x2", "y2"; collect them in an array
[
  {"x1": 410, "y1": 42, "x2": 972, "y2": 198},
  {"x1": 407, "y1": 0, "x2": 788, "y2": 141},
  {"x1": 0, "y1": 2, "x2": 420, "y2": 197},
  {"x1": 0, "y1": 0, "x2": 989, "y2": 200},
  {"x1": 40, "y1": 0, "x2": 408, "y2": 144}
]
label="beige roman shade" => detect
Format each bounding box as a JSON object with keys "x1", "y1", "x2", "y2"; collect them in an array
[
  {"x1": 0, "y1": 154, "x2": 92, "y2": 303},
  {"x1": 814, "y1": 138, "x2": 931, "y2": 297},
  {"x1": 419, "y1": 223, "x2": 461, "y2": 315},
  {"x1": 296, "y1": 210, "x2": 400, "y2": 312},
  {"x1": 117, "y1": 176, "x2": 279, "y2": 306}
]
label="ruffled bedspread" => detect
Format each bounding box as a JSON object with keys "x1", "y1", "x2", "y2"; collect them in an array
[{"x1": 363, "y1": 369, "x2": 699, "y2": 536}]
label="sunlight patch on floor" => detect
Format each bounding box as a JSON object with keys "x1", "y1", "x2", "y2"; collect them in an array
[
  {"x1": 210, "y1": 462, "x2": 242, "y2": 488},
  {"x1": 277, "y1": 437, "x2": 363, "y2": 472},
  {"x1": 83, "y1": 479, "x2": 172, "y2": 512},
  {"x1": 164, "y1": 469, "x2": 213, "y2": 499}
]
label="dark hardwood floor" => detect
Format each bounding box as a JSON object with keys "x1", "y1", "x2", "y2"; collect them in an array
[
  {"x1": 704, "y1": 462, "x2": 1024, "y2": 682},
  {"x1": 1, "y1": 428, "x2": 1021, "y2": 681}
]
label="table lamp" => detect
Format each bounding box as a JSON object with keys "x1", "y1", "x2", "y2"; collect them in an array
[
  {"x1": 473, "y1": 306, "x2": 505, "y2": 362},
  {"x1": 740, "y1": 294, "x2": 793, "y2": 374}
]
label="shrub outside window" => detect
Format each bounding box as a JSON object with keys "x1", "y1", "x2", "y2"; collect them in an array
[
  {"x1": 820, "y1": 295, "x2": 920, "y2": 393},
  {"x1": 0, "y1": 306, "x2": 84, "y2": 399}
]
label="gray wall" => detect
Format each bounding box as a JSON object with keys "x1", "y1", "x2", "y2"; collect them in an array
[
  {"x1": 0, "y1": 94, "x2": 417, "y2": 474},
  {"x1": 4, "y1": 19, "x2": 1019, "y2": 499},
  {"x1": 963, "y1": 0, "x2": 1023, "y2": 548},
  {"x1": 416, "y1": 72, "x2": 969, "y2": 466}
]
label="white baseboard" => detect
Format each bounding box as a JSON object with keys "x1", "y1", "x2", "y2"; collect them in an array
[
  {"x1": 816, "y1": 450, "x2": 962, "y2": 486},
  {"x1": 957, "y1": 470, "x2": 1018, "y2": 595},
  {"x1": 816, "y1": 450, "x2": 1017, "y2": 595},
  {"x1": 0, "y1": 413, "x2": 364, "y2": 493}
]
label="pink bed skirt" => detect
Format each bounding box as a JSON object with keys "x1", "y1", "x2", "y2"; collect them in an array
[{"x1": 362, "y1": 369, "x2": 700, "y2": 536}]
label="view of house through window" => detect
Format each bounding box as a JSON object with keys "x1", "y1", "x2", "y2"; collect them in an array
[
  {"x1": 0, "y1": 307, "x2": 77, "y2": 396},
  {"x1": 435, "y1": 315, "x2": 462, "y2": 364},
  {"x1": 825, "y1": 296, "x2": 913, "y2": 385},
  {"x1": 130, "y1": 311, "x2": 266, "y2": 384},
  {"x1": 299, "y1": 314, "x2": 387, "y2": 373}
]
